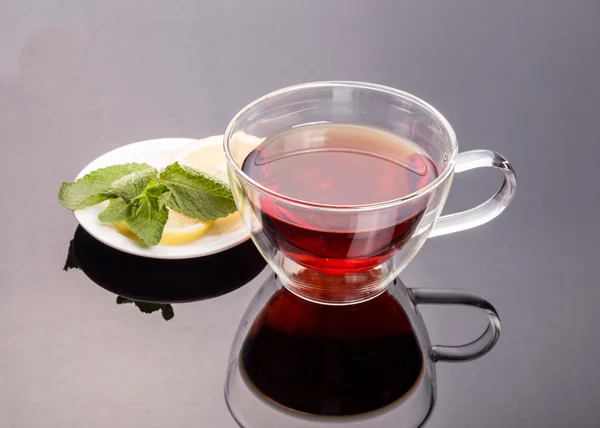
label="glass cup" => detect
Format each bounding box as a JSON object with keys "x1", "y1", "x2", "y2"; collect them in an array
[
  {"x1": 224, "y1": 81, "x2": 516, "y2": 304},
  {"x1": 225, "y1": 274, "x2": 501, "y2": 428}
]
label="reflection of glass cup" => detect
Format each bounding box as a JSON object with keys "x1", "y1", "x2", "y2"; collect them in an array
[
  {"x1": 225, "y1": 274, "x2": 500, "y2": 428},
  {"x1": 224, "y1": 82, "x2": 516, "y2": 304}
]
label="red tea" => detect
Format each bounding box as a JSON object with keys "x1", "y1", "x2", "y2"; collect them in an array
[{"x1": 242, "y1": 124, "x2": 438, "y2": 273}]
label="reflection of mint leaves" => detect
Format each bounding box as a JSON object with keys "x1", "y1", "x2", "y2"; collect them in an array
[
  {"x1": 58, "y1": 163, "x2": 153, "y2": 210},
  {"x1": 126, "y1": 182, "x2": 170, "y2": 246},
  {"x1": 116, "y1": 296, "x2": 175, "y2": 321},
  {"x1": 160, "y1": 162, "x2": 237, "y2": 220},
  {"x1": 59, "y1": 161, "x2": 235, "y2": 246},
  {"x1": 160, "y1": 304, "x2": 175, "y2": 320},
  {"x1": 63, "y1": 239, "x2": 80, "y2": 271}
]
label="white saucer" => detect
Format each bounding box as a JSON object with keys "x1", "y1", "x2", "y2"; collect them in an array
[{"x1": 72, "y1": 138, "x2": 250, "y2": 259}]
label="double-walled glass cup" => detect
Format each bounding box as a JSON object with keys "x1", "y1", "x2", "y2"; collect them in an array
[{"x1": 224, "y1": 82, "x2": 516, "y2": 304}]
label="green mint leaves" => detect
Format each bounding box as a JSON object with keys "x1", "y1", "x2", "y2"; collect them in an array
[
  {"x1": 98, "y1": 198, "x2": 131, "y2": 223},
  {"x1": 109, "y1": 167, "x2": 158, "y2": 202},
  {"x1": 126, "y1": 181, "x2": 170, "y2": 246},
  {"x1": 99, "y1": 181, "x2": 171, "y2": 246},
  {"x1": 58, "y1": 163, "x2": 154, "y2": 210},
  {"x1": 59, "y1": 162, "x2": 236, "y2": 246},
  {"x1": 160, "y1": 162, "x2": 237, "y2": 220}
]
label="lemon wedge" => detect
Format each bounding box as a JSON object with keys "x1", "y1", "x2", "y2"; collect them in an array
[{"x1": 114, "y1": 210, "x2": 213, "y2": 246}]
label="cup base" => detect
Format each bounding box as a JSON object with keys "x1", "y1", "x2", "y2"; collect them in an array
[{"x1": 278, "y1": 255, "x2": 393, "y2": 305}]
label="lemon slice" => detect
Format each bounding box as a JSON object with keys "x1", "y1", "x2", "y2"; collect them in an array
[
  {"x1": 171, "y1": 135, "x2": 229, "y2": 181},
  {"x1": 229, "y1": 131, "x2": 266, "y2": 166},
  {"x1": 170, "y1": 133, "x2": 264, "y2": 235},
  {"x1": 170, "y1": 133, "x2": 265, "y2": 181},
  {"x1": 113, "y1": 210, "x2": 213, "y2": 246},
  {"x1": 159, "y1": 210, "x2": 213, "y2": 245}
]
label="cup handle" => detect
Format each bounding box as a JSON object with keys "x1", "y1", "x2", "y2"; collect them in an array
[
  {"x1": 409, "y1": 288, "x2": 501, "y2": 362},
  {"x1": 429, "y1": 150, "x2": 517, "y2": 238}
]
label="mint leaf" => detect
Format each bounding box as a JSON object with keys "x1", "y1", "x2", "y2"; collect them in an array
[
  {"x1": 146, "y1": 180, "x2": 172, "y2": 208},
  {"x1": 126, "y1": 182, "x2": 170, "y2": 245},
  {"x1": 160, "y1": 162, "x2": 236, "y2": 220},
  {"x1": 98, "y1": 198, "x2": 131, "y2": 223},
  {"x1": 59, "y1": 163, "x2": 153, "y2": 210},
  {"x1": 109, "y1": 167, "x2": 158, "y2": 202}
]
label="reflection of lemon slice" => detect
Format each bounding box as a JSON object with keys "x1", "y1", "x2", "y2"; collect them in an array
[{"x1": 114, "y1": 210, "x2": 213, "y2": 246}]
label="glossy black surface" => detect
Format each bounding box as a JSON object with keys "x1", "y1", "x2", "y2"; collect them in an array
[{"x1": 2, "y1": 1, "x2": 600, "y2": 427}]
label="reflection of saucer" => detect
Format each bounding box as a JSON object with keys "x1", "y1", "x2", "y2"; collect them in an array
[{"x1": 72, "y1": 226, "x2": 267, "y2": 303}]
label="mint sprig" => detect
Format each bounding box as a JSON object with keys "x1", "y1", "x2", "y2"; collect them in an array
[{"x1": 58, "y1": 162, "x2": 237, "y2": 246}]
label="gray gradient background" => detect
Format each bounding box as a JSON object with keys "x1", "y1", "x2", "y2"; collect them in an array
[{"x1": 1, "y1": 1, "x2": 600, "y2": 427}]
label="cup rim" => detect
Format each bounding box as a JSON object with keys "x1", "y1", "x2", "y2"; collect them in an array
[{"x1": 224, "y1": 81, "x2": 458, "y2": 212}]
